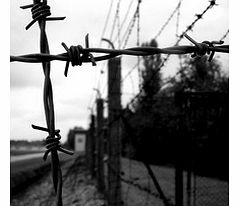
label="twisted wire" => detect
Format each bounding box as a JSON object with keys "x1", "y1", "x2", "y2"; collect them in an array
[
  {"x1": 177, "y1": 0, "x2": 218, "y2": 41},
  {"x1": 32, "y1": 125, "x2": 74, "y2": 161},
  {"x1": 121, "y1": 0, "x2": 141, "y2": 49},
  {"x1": 10, "y1": 38, "x2": 228, "y2": 65},
  {"x1": 125, "y1": 0, "x2": 219, "y2": 109},
  {"x1": 112, "y1": 0, "x2": 135, "y2": 44},
  {"x1": 98, "y1": 0, "x2": 114, "y2": 48},
  {"x1": 20, "y1": 0, "x2": 65, "y2": 30},
  {"x1": 61, "y1": 35, "x2": 96, "y2": 77},
  {"x1": 154, "y1": 0, "x2": 182, "y2": 40},
  {"x1": 109, "y1": 0, "x2": 121, "y2": 43},
  {"x1": 19, "y1": 1, "x2": 73, "y2": 206},
  {"x1": 176, "y1": 0, "x2": 182, "y2": 39},
  {"x1": 220, "y1": 29, "x2": 229, "y2": 42}
]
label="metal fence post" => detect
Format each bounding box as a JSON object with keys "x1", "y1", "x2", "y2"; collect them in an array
[{"x1": 107, "y1": 57, "x2": 122, "y2": 206}]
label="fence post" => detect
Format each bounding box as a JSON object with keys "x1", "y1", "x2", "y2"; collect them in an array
[
  {"x1": 107, "y1": 57, "x2": 122, "y2": 206},
  {"x1": 175, "y1": 92, "x2": 184, "y2": 206},
  {"x1": 88, "y1": 114, "x2": 96, "y2": 177},
  {"x1": 96, "y1": 98, "x2": 105, "y2": 193}
]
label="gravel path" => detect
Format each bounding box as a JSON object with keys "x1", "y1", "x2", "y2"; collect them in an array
[{"x1": 11, "y1": 154, "x2": 105, "y2": 206}]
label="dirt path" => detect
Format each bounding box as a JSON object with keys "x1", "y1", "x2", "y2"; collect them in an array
[{"x1": 11, "y1": 154, "x2": 105, "y2": 206}]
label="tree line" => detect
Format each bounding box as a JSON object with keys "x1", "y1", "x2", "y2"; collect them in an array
[{"x1": 121, "y1": 39, "x2": 229, "y2": 180}]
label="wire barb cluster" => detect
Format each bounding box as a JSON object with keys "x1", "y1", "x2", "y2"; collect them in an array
[
  {"x1": 32, "y1": 125, "x2": 74, "y2": 161},
  {"x1": 21, "y1": 0, "x2": 65, "y2": 30},
  {"x1": 61, "y1": 34, "x2": 96, "y2": 77}
]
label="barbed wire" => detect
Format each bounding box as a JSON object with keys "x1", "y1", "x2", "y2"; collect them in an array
[
  {"x1": 13, "y1": 1, "x2": 74, "y2": 206},
  {"x1": 109, "y1": 0, "x2": 121, "y2": 43},
  {"x1": 124, "y1": 0, "x2": 220, "y2": 109},
  {"x1": 112, "y1": 0, "x2": 135, "y2": 44},
  {"x1": 220, "y1": 29, "x2": 229, "y2": 42},
  {"x1": 90, "y1": 0, "x2": 224, "y2": 146},
  {"x1": 176, "y1": 0, "x2": 218, "y2": 43},
  {"x1": 10, "y1": 35, "x2": 228, "y2": 65},
  {"x1": 176, "y1": 0, "x2": 182, "y2": 40},
  {"x1": 121, "y1": 0, "x2": 141, "y2": 49},
  {"x1": 154, "y1": 0, "x2": 182, "y2": 40},
  {"x1": 98, "y1": 0, "x2": 114, "y2": 48}
]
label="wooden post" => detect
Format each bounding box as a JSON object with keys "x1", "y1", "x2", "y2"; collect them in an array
[
  {"x1": 175, "y1": 92, "x2": 184, "y2": 206},
  {"x1": 107, "y1": 57, "x2": 122, "y2": 206},
  {"x1": 96, "y1": 98, "x2": 105, "y2": 193},
  {"x1": 88, "y1": 114, "x2": 96, "y2": 177}
]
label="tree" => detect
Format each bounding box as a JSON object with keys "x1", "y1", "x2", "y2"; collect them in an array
[
  {"x1": 139, "y1": 39, "x2": 163, "y2": 111},
  {"x1": 171, "y1": 55, "x2": 228, "y2": 92}
]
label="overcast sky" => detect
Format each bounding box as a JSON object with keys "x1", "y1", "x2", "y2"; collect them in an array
[{"x1": 10, "y1": 0, "x2": 228, "y2": 142}]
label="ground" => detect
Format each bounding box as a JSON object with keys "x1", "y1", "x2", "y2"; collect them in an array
[
  {"x1": 11, "y1": 155, "x2": 228, "y2": 206},
  {"x1": 11, "y1": 154, "x2": 105, "y2": 206}
]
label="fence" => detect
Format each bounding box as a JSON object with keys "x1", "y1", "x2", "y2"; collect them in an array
[{"x1": 10, "y1": 0, "x2": 228, "y2": 206}]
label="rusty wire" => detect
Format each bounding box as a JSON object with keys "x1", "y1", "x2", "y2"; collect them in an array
[{"x1": 18, "y1": 1, "x2": 73, "y2": 206}]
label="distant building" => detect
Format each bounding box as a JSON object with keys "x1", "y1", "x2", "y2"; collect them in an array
[{"x1": 67, "y1": 127, "x2": 87, "y2": 153}]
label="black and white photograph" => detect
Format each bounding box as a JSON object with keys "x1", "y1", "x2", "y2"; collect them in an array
[{"x1": 8, "y1": 0, "x2": 231, "y2": 205}]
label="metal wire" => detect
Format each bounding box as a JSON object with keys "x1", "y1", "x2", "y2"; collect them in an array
[
  {"x1": 112, "y1": 0, "x2": 135, "y2": 44},
  {"x1": 121, "y1": 0, "x2": 141, "y2": 49},
  {"x1": 17, "y1": 1, "x2": 73, "y2": 206},
  {"x1": 154, "y1": 0, "x2": 182, "y2": 40},
  {"x1": 220, "y1": 29, "x2": 229, "y2": 42},
  {"x1": 10, "y1": 36, "x2": 228, "y2": 65},
  {"x1": 177, "y1": 0, "x2": 218, "y2": 42}
]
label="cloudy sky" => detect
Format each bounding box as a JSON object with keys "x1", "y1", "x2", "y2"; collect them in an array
[{"x1": 10, "y1": 0, "x2": 228, "y2": 143}]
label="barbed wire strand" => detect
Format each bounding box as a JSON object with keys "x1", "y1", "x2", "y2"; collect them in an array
[
  {"x1": 116, "y1": 0, "x2": 121, "y2": 49},
  {"x1": 18, "y1": 1, "x2": 74, "y2": 206},
  {"x1": 176, "y1": 0, "x2": 182, "y2": 40},
  {"x1": 109, "y1": 0, "x2": 121, "y2": 43},
  {"x1": 122, "y1": 1, "x2": 141, "y2": 49},
  {"x1": 154, "y1": 0, "x2": 182, "y2": 40},
  {"x1": 220, "y1": 29, "x2": 229, "y2": 42},
  {"x1": 125, "y1": 0, "x2": 219, "y2": 110},
  {"x1": 88, "y1": 1, "x2": 115, "y2": 111},
  {"x1": 176, "y1": 0, "x2": 183, "y2": 71},
  {"x1": 91, "y1": 0, "x2": 222, "y2": 145},
  {"x1": 137, "y1": 0, "x2": 142, "y2": 90},
  {"x1": 112, "y1": 0, "x2": 135, "y2": 44},
  {"x1": 92, "y1": 1, "x2": 221, "y2": 204},
  {"x1": 176, "y1": 0, "x2": 218, "y2": 44},
  {"x1": 98, "y1": 0, "x2": 114, "y2": 48}
]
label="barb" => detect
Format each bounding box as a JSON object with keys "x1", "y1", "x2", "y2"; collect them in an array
[
  {"x1": 177, "y1": 0, "x2": 218, "y2": 40},
  {"x1": 32, "y1": 124, "x2": 74, "y2": 160},
  {"x1": 19, "y1": 1, "x2": 73, "y2": 206},
  {"x1": 61, "y1": 34, "x2": 96, "y2": 77},
  {"x1": 124, "y1": 0, "x2": 220, "y2": 110},
  {"x1": 21, "y1": 0, "x2": 65, "y2": 30},
  {"x1": 10, "y1": 34, "x2": 229, "y2": 66}
]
